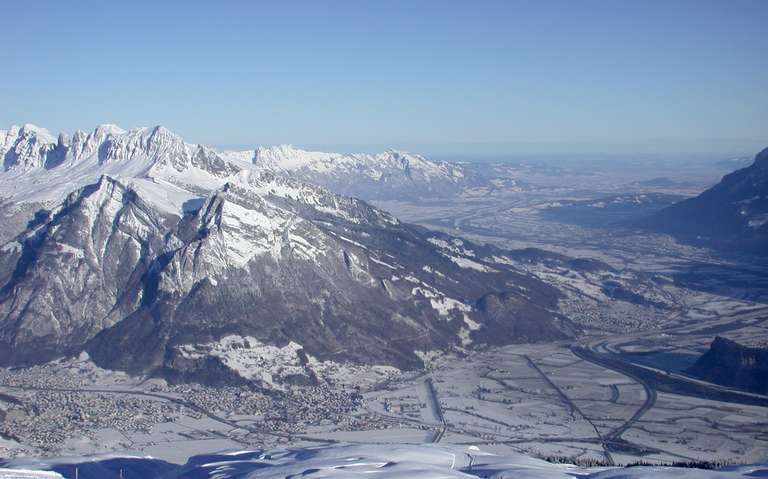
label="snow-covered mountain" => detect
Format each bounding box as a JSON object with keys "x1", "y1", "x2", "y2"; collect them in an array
[
  {"x1": 250, "y1": 144, "x2": 482, "y2": 200},
  {"x1": 0, "y1": 124, "x2": 481, "y2": 215},
  {"x1": 0, "y1": 124, "x2": 235, "y2": 217},
  {"x1": 3, "y1": 444, "x2": 766, "y2": 478},
  {"x1": 0, "y1": 124, "x2": 567, "y2": 383}
]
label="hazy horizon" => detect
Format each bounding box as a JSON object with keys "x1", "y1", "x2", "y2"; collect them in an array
[{"x1": 4, "y1": 121, "x2": 764, "y2": 160}]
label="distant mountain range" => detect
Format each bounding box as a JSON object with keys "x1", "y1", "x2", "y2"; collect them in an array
[
  {"x1": 0, "y1": 124, "x2": 569, "y2": 385},
  {"x1": 0, "y1": 124, "x2": 483, "y2": 206},
  {"x1": 251, "y1": 144, "x2": 485, "y2": 200},
  {"x1": 643, "y1": 147, "x2": 768, "y2": 254}
]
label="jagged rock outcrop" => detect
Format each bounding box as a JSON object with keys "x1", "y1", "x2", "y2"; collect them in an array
[{"x1": 687, "y1": 337, "x2": 768, "y2": 394}]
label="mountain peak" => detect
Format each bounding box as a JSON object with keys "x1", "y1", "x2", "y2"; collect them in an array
[
  {"x1": 17, "y1": 123, "x2": 56, "y2": 143},
  {"x1": 254, "y1": 143, "x2": 309, "y2": 159},
  {"x1": 20, "y1": 123, "x2": 43, "y2": 133},
  {"x1": 63, "y1": 174, "x2": 131, "y2": 210},
  {"x1": 93, "y1": 124, "x2": 126, "y2": 137},
  {"x1": 257, "y1": 143, "x2": 300, "y2": 153},
  {"x1": 142, "y1": 124, "x2": 185, "y2": 149},
  {"x1": 147, "y1": 124, "x2": 177, "y2": 138}
]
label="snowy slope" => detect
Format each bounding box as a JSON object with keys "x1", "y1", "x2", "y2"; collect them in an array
[
  {"x1": 2, "y1": 444, "x2": 765, "y2": 479},
  {"x1": 80, "y1": 172, "x2": 565, "y2": 378},
  {"x1": 0, "y1": 124, "x2": 238, "y2": 218},
  {"x1": 249, "y1": 144, "x2": 479, "y2": 199}
]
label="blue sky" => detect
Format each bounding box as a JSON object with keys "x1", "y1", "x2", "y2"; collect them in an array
[{"x1": 1, "y1": 0, "x2": 767, "y2": 155}]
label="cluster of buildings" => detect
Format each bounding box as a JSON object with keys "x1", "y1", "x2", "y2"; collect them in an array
[
  {"x1": 1, "y1": 391, "x2": 177, "y2": 451},
  {"x1": 161, "y1": 382, "x2": 364, "y2": 437}
]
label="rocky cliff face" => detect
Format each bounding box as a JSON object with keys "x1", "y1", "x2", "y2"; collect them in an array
[
  {"x1": 1, "y1": 168, "x2": 567, "y2": 385},
  {"x1": 0, "y1": 176, "x2": 169, "y2": 365},
  {"x1": 687, "y1": 337, "x2": 768, "y2": 394}
]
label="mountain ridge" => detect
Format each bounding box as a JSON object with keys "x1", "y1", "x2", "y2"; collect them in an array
[
  {"x1": 0, "y1": 123, "x2": 482, "y2": 207},
  {"x1": 642, "y1": 147, "x2": 768, "y2": 254}
]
